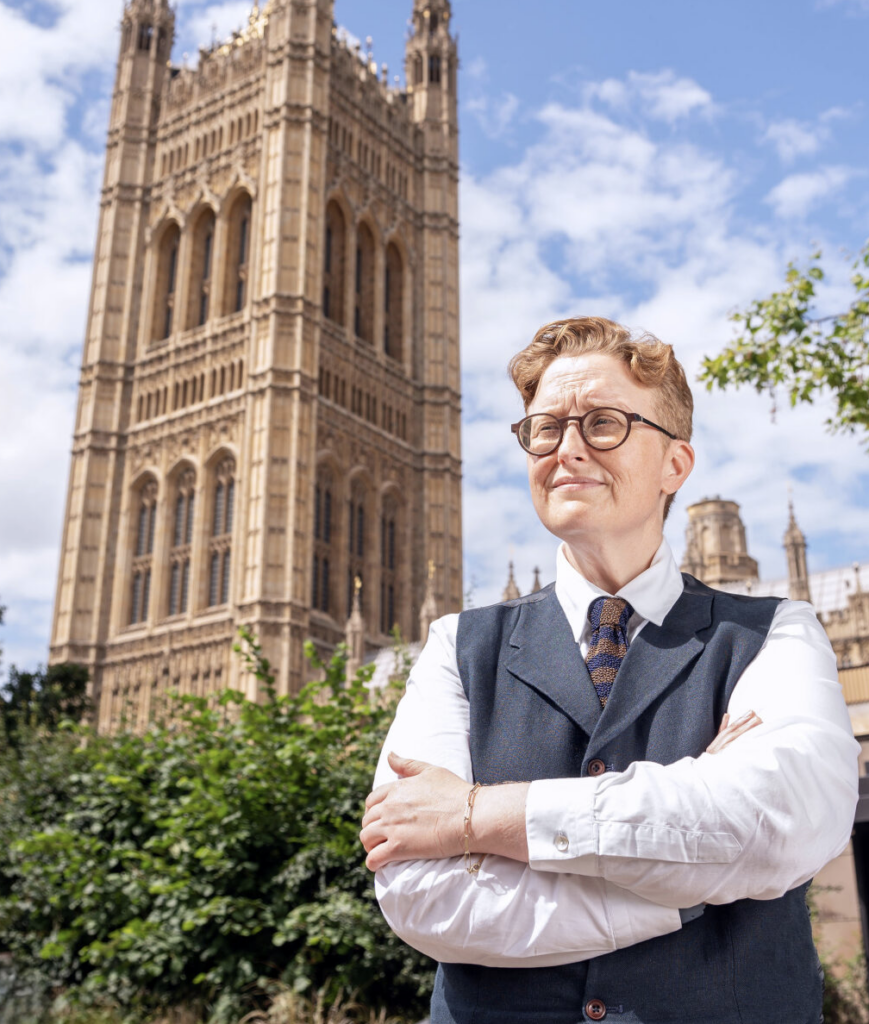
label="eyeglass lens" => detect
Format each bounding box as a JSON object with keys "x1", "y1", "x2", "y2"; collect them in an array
[{"x1": 519, "y1": 410, "x2": 630, "y2": 454}]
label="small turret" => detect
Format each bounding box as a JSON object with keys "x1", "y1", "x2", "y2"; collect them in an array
[
  {"x1": 502, "y1": 561, "x2": 521, "y2": 602},
  {"x1": 784, "y1": 497, "x2": 811, "y2": 604},
  {"x1": 345, "y1": 576, "x2": 366, "y2": 682},
  {"x1": 531, "y1": 567, "x2": 542, "y2": 594}
]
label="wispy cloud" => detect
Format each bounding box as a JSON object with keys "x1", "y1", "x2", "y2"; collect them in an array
[
  {"x1": 466, "y1": 92, "x2": 520, "y2": 140},
  {"x1": 763, "y1": 119, "x2": 827, "y2": 163},
  {"x1": 586, "y1": 70, "x2": 715, "y2": 124},
  {"x1": 816, "y1": 0, "x2": 869, "y2": 14},
  {"x1": 765, "y1": 166, "x2": 857, "y2": 218}
]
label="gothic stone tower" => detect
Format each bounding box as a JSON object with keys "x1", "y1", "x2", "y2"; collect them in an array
[
  {"x1": 49, "y1": 0, "x2": 462, "y2": 731},
  {"x1": 680, "y1": 496, "x2": 759, "y2": 587}
]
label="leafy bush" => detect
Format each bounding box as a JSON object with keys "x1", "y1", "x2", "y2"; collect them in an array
[{"x1": 0, "y1": 633, "x2": 434, "y2": 1023}]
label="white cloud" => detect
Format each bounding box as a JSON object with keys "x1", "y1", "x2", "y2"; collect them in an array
[
  {"x1": 0, "y1": 0, "x2": 117, "y2": 149},
  {"x1": 763, "y1": 118, "x2": 827, "y2": 163},
  {"x1": 586, "y1": 70, "x2": 714, "y2": 124},
  {"x1": 466, "y1": 92, "x2": 520, "y2": 140},
  {"x1": 181, "y1": 1, "x2": 257, "y2": 52},
  {"x1": 765, "y1": 166, "x2": 856, "y2": 218}
]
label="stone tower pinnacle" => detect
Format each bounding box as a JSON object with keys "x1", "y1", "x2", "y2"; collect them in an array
[
  {"x1": 784, "y1": 497, "x2": 812, "y2": 604},
  {"x1": 502, "y1": 561, "x2": 521, "y2": 602},
  {"x1": 405, "y1": 0, "x2": 457, "y2": 126}
]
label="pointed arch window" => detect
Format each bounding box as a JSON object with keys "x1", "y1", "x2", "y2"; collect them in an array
[
  {"x1": 131, "y1": 479, "x2": 158, "y2": 624},
  {"x1": 223, "y1": 193, "x2": 253, "y2": 315},
  {"x1": 187, "y1": 209, "x2": 216, "y2": 329},
  {"x1": 355, "y1": 223, "x2": 375, "y2": 343},
  {"x1": 312, "y1": 469, "x2": 335, "y2": 615},
  {"x1": 323, "y1": 200, "x2": 346, "y2": 326},
  {"x1": 384, "y1": 242, "x2": 404, "y2": 360},
  {"x1": 208, "y1": 457, "x2": 235, "y2": 607},
  {"x1": 414, "y1": 54, "x2": 424, "y2": 85},
  {"x1": 429, "y1": 55, "x2": 441, "y2": 85},
  {"x1": 153, "y1": 222, "x2": 181, "y2": 341},
  {"x1": 168, "y1": 468, "x2": 195, "y2": 616},
  {"x1": 380, "y1": 495, "x2": 400, "y2": 635}
]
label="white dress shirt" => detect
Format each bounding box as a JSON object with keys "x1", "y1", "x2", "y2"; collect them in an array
[{"x1": 373, "y1": 540, "x2": 859, "y2": 968}]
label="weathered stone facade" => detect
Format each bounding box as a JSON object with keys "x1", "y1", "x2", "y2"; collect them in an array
[{"x1": 49, "y1": 0, "x2": 462, "y2": 732}]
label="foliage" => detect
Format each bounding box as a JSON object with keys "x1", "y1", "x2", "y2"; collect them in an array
[
  {"x1": 699, "y1": 241, "x2": 869, "y2": 444},
  {"x1": 0, "y1": 632, "x2": 434, "y2": 1024},
  {"x1": 808, "y1": 883, "x2": 869, "y2": 1024},
  {"x1": 0, "y1": 663, "x2": 91, "y2": 752}
]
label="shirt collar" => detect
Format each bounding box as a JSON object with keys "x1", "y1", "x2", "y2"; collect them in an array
[{"x1": 554, "y1": 538, "x2": 685, "y2": 643}]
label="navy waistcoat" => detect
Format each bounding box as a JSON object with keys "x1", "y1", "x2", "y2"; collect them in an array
[{"x1": 430, "y1": 575, "x2": 822, "y2": 1024}]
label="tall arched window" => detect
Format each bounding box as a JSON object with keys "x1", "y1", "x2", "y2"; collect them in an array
[
  {"x1": 323, "y1": 200, "x2": 346, "y2": 325},
  {"x1": 380, "y1": 495, "x2": 400, "y2": 635},
  {"x1": 186, "y1": 209, "x2": 216, "y2": 329},
  {"x1": 429, "y1": 55, "x2": 442, "y2": 85},
  {"x1": 414, "y1": 54, "x2": 424, "y2": 85},
  {"x1": 347, "y1": 482, "x2": 368, "y2": 616},
  {"x1": 168, "y1": 467, "x2": 195, "y2": 616},
  {"x1": 384, "y1": 242, "x2": 404, "y2": 360},
  {"x1": 312, "y1": 469, "x2": 335, "y2": 616},
  {"x1": 355, "y1": 223, "x2": 375, "y2": 343},
  {"x1": 208, "y1": 457, "x2": 235, "y2": 607},
  {"x1": 153, "y1": 222, "x2": 181, "y2": 341},
  {"x1": 131, "y1": 479, "x2": 158, "y2": 624},
  {"x1": 223, "y1": 193, "x2": 253, "y2": 315}
]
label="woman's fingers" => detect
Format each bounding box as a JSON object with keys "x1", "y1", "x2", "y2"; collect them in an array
[{"x1": 706, "y1": 710, "x2": 763, "y2": 754}]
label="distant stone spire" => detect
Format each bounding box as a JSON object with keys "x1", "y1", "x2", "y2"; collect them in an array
[
  {"x1": 502, "y1": 561, "x2": 521, "y2": 602},
  {"x1": 783, "y1": 495, "x2": 811, "y2": 604},
  {"x1": 345, "y1": 575, "x2": 365, "y2": 681},
  {"x1": 419, "y1": 559, "x2": 439, "y2": 645},
  {"x1": 531, "y1": 567, "x2": 542, "y2": 593}
]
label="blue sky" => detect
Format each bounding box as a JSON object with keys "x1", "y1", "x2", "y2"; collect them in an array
[{"x1": 1, "y1": 0, "x2": 868, "y2": 676}]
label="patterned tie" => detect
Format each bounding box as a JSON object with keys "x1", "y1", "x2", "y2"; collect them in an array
[{"x1": 585, "y1": 597, "x2": 634, "y2": 708}]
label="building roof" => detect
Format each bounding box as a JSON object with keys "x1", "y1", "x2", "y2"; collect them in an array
[{"x1": 716, "y1": 561, "x2": 869, "y2": 616}]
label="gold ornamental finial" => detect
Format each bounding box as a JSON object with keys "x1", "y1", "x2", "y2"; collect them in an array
[
  {"x1": 428, "y1": 559, "x2": 435, "y2": 580},
  {"x1": 354, "y1": 574, "x2": 363, "y2": 594}
]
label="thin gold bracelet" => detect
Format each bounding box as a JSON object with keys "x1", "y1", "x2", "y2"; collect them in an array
[{"x1": 463, "y1": 781, "x2": 483, "y2": 875}]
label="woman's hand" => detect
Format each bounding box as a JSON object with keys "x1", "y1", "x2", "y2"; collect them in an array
[
  {"x1": 360, "y1": 751, "x2": 470, "y2": 872},
  {"x1": 706, "y1": 710, "x2": 762, "y2": 754}
]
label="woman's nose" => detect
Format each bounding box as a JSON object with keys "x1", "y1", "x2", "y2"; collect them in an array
[{"x1": 558, "y1": 420, "x2": 588, "y2": 461}]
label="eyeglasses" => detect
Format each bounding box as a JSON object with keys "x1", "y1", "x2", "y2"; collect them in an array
[{"x1": 511, "y1": 407, "x2": 678, "y2": 455}]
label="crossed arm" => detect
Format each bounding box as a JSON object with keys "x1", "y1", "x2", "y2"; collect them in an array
[{"x1": 359, "y1": 604, "x2": 859, "y2": 967}]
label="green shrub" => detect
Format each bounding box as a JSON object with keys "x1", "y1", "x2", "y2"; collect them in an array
[{"x1": 0, "y1": 633, "x2": 434, "y2": 1023}]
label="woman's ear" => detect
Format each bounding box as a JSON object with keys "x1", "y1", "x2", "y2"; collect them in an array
[{"x1": 662, "y1": 439, "x2": 695, "y2": 497}]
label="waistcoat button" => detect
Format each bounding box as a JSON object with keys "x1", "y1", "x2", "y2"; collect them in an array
[
  {"x1": 554, "y1": 831, "x2": 569, "y2": 852},
  {"x1": 585, "y1": 998, "x2": 607, "y2": 1020},
  {"x1": 588, "y1": 759, "x2": 607, "y2": 777}
]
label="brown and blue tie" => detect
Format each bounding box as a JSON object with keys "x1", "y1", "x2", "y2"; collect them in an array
[{"x1": 585, "y1": 597, "x2": 633, "y2": 708}]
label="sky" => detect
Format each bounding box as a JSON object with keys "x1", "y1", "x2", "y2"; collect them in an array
[{"x1": 1, "y1": 0, "x2": 868, "y2": 676}]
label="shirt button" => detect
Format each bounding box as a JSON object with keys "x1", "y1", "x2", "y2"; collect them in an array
[
  {"x1": 585, "y1": 998, "x2": 607, "y2": 1020},
  {"x1": 588, "y1": 759, "x2": 607, "y2": 777},
  {"x1": 554, "y1": 831, "x2": 569, "y2": 853}
]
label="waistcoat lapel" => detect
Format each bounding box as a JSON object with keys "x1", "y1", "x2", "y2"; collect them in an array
[
  {"x1": 504, "y1": 587, "x2": 602, "y2": 738},
  {"x1": 591, "y1": 581, "x2": 714, "y2": 751}
]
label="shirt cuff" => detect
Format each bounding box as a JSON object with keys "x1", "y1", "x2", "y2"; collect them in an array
[{"x1": 526, "y1": 777, "x2": 601, "y2": 874}]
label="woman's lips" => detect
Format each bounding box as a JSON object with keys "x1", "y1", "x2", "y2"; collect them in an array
[{"x1": 551, "y1": 477, "x2": 603, "y2": 489}]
